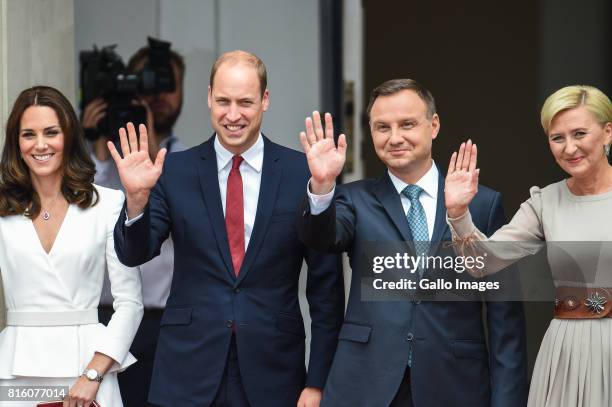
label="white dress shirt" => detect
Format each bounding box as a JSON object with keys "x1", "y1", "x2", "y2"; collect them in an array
[{"x1": 308, "y1": 161, "x2": 439, "y2": 240}]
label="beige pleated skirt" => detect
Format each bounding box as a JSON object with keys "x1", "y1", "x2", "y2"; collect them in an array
[
  {"x1": 0, "y1": 374, "x2": 122, "y2": 406},
  {"x1": 528, "y1": 318, "x2": 612, "y2": 407}
]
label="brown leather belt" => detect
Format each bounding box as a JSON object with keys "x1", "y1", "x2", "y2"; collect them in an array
[{"x1": 555, "y1": 287, "x2": 612, "y2": 319}]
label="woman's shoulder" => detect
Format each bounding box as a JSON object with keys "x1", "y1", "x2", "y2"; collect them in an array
[
  {"x1": 91, "y1": 184, "x2": 125, "y2": 210},
  {"x1": 92, "y1": 184, "x2": 124, "y2": 200},
  {"x1": 527, "y1": 180, "x2": 566, "y2": 199}
]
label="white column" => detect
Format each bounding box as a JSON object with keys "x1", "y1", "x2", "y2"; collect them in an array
[{"x1": 0, "y1": 0, "x2": 75, "y2": 329}]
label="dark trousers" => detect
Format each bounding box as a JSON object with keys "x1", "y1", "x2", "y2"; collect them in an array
[
  {"x1": 212, "y1": 335, "x2": 251, "y2": 407},
  {"x1": 389, "y1": 368, "x2": 413, "y2": 407},
  {"x1": 99, "y1": 307, "x2": 163, "y2": 407}
]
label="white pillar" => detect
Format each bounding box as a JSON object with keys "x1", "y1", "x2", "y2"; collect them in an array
[{"x1": 0, "y1": 0, "x2": 75, "y2": 329}]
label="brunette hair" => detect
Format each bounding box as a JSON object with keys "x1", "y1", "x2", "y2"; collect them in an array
[
  {"x1": 0, "y1": 86, "x2": 98, "y2": 218},
  {"x1": 367, "y1": 78, "x2": 437, "y2": 120}
]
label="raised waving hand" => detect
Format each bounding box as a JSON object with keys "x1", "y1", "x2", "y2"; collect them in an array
[
  {"x1": 107, "y1": 122, "x2": 167, "y2": 218},
  {"x1": 445, "y1": 139, "x2": 479, "y2": 218},
  {"x1": 299, "y1": 111, "x2": 347, "y2": 194}
]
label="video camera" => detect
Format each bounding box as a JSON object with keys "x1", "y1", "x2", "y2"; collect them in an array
[{"x1": 79, "y1": 37, "x2": 176, "y2": 142}]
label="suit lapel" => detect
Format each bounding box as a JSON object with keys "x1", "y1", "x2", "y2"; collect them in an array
[
  {"x1": 430, "y1": 170, "x2": 450, "y2": 253},
  {"x1": 236, "y1": 136, "x2": 281, "y2": 286},
  {"x1": 418, "y1": 170, "x2": 451, "y2": 284},
  {"x1": 373, "y1": 173, "x2": 413, "y2": 242},
  {"x1": 197, "y1": 137, "x2": 235, "y2": 280}
]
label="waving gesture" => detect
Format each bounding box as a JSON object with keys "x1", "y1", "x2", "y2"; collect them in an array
[
  {"x1": 108, "y1": 122, "x2": 167, "y2": 218},
  {"x1": 445, "y1": 139, "x2": 480, "y2": 218},
  {"x1": 299, "y1": 111, "x2": 347, "y2": 194}
]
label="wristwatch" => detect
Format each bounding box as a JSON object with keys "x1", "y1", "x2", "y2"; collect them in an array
[{"x1": 82, "y1": 368, "x2": 104, "y2": 383}]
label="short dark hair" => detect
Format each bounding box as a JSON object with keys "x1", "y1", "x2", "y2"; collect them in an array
[
  {"x1": 0, "y1": 86, "x2": 98, "y2": 218},
  {"x1": 209, "y1": 50, "x2": 267, "y2": 98},
  {"x1": 127, "y1": 45, "x2": 186, "y2": 82},
  {"x1": 367, "y1": 79, "x2": 437, "y2": 120}
]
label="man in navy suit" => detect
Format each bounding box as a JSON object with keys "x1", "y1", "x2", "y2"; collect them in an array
[
  {"x1": 297, "y1": 79, "x2": 528, "y2": 406},
  {"x1": 110, "y1": 50, "x2": 344, "y2": 407}
]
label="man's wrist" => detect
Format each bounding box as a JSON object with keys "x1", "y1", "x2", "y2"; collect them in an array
[
  {"x1": 126, "y1": 193, "x2": 149, "y2": 219},
  {"x1": 310, "y1": 179, "x2": 335, "y2": 195}
]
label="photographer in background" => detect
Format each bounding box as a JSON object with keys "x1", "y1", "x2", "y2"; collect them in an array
[{"x1": 82, "y1": 43, "x2": 186, "y2": 407}]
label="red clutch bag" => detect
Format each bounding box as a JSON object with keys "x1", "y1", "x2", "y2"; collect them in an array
[{"x1": 37, "y1": 402, "x2": 100, "y2": 407}]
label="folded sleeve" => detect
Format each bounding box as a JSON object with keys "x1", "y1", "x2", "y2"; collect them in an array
[
  {"x1": 95, "y1": 189, "x2": 144, "y2": 365},
  {"x1": 446, "y1": 186, "x2": 545, "y2": 275}
]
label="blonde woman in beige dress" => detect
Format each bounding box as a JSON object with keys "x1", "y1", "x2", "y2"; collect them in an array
[{"x1": 444, "y1": 85, "x2": 612, "y2": 407}]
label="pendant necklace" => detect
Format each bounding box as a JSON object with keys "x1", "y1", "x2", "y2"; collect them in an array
[{"x1": 42, "y1": 193, "x2": 62, "y2": 221}]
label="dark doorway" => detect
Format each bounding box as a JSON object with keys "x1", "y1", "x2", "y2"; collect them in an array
[{"x1": 362, "y1": 0, "x2": 611, "y2": 377}]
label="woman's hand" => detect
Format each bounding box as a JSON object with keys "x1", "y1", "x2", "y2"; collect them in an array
[
  {"x1": 64, "y1": 376, "x2": 100, "y2": 407},
  {"x1": 445, "y1": 139, "x2": 479, "y2": 218}
]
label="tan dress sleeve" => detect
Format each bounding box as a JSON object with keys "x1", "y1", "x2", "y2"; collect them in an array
[{"x1": 446, "y1": 186, "x2": 545, "y2": 276}]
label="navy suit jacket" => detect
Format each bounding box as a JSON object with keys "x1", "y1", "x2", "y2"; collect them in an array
[
  {"x1": 297, "y1": 171, "x2": 528, "y2": 407},
  {"x1": 114, "y1": 135, "x2": 344, "y2": 407}
]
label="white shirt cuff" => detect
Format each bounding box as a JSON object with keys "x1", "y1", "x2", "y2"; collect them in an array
[
  {"x1": 125, "y1": 210, "x2": 144, "y2": 226},
  {"x1": 307, "y1": 179, "x2": 335, "y2": 215}
]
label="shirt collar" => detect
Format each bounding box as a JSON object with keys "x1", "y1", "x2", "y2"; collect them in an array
[
  {"x1": 214, "y1": 133, "x2": 264, "y2": 173},
  {"x1": 387, "y1": 160, "x2": 439, "y2": 199}
]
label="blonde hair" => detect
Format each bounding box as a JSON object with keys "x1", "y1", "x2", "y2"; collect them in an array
[{"x1": 541, "y1": 85, "x2": 612, "y2": 134}]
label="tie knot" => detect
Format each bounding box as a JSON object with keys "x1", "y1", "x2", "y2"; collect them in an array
[
  {"x1": 231, "y1": 155, "x2": 244, "y2": 170},
  {"x1": 402, "y1": 184, "x2": 423, "y2": 201}
]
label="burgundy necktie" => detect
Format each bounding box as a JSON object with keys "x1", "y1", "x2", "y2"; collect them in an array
[{"x1": 226, "y1": 155, "x2": 245, "y2": 276}]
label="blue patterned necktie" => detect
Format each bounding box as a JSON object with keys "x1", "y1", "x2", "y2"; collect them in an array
[
  {"x1": 402, "y1": 184, "x2": 429, "y2": 253},
  {"x1": 401, "y1": 184, "x2": 429, "y2": 367}
]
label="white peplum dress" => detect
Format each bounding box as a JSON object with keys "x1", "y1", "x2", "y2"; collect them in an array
[{"x1": 0, "y1": 185, "x2": 143, "y2": 406}]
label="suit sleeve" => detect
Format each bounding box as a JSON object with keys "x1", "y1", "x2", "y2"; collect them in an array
[
  {"x1": 483, "y1": 192, "x2": 529, "y2": 407},
  {"x1": 303, "y1": 246, "x2": 345, "y2": 389},
  {"x1": 297, "y1": 185, "x2": 356, "y2": 253},
  {"x1": 297, "y1": 183, "x2": 350, "y2": 388},
  {"x1": 114, "y1": 164, "x2": 172, "y2": 267}
]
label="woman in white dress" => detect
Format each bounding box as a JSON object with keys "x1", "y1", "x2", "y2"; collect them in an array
[
  {"x1": 0, "y1": 86, "x2": 143, "y2": 407},
  {"x1": 444, "y1": 85, "x2": 612, "y2": 406}
]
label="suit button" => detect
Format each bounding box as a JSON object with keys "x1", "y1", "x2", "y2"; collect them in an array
[
  {"x1": 226, "y1": 320, "x2": 234, "y2": 328},
  {"x1": 405, "y1": 333, "x2": 414, "y2": 342},
  {"x1": 413, "y1": 300, "x2": 421, "y2": 305},
  {"x1": 234, "y1": 288, "x2": 241, "y2": 293}
]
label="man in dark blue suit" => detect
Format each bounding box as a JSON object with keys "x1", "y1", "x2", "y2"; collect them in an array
[
  {"x1": 297, "y1": 79, "x2": 528, "y2": 406},
  {"x1": 109, "y1": 50, "x2": 344, "y2": 407}
]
